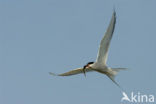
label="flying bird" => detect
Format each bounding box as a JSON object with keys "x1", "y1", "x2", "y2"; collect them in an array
[{"x1": 49, "y1": 10, "x2": 127, "y2": 87}]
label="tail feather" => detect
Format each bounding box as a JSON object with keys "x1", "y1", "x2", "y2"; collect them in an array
[
  {"x1": 106, "y1": 68, "x2": 127, "y2": 88},
  {"x1": 107, "y1": 75, "x2": 121, "y2": 88},
  {"x1": 110, "y1": 68, "x2": 127, "y2": 76},
  {"x1": 112, "y1": 68, "x2": 127, "y2": 72}
]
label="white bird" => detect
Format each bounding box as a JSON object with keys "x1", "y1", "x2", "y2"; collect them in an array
[{"x1": 49, "y1": 10, "x2": 127, "y2": 87}]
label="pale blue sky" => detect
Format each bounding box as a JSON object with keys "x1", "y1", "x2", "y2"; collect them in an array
[{"x1": 0, "y1": 0, "x2": 156, "y2": 104}]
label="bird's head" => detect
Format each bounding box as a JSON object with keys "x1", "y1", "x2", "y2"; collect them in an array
[
  {"x1": 83, "y1": 62, "x2": 94, "y2": 69},
  {"x1": 82, "y1": 62, "x2": 94, "y2": 76}
]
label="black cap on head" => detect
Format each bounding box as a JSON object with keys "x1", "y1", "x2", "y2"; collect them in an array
[
  {"x1": 82, "y1": 61, "x2": 94, "y2": 77},
  {"x1": 83, "y1": 62, "x2": 94, "y2": 69},
  {"x1": 87, "y1": 62, "x2": 94, "y2": 65}
]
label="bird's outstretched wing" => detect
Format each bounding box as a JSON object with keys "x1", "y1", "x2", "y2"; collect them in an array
[
  {"x1": 49, "y1": 68, "x2": 93, "y2": 76},
  {"x1": 96, "y1": 10, "x2": 116, "y2": 65}
]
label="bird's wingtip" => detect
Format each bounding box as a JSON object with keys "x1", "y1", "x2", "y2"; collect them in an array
[
  {"x1": 112, "y1": 5, "x2": 116, "y2": 16},
  {"x1": 113, "y1": 8, "x2": 116, "y2": 16},
  {"x1": 49, "y1": 72, "x2": 57, "y2": 76}
]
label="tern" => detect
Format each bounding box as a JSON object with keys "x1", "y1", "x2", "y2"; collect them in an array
[{"x1": 50, "y1": 10, "x2": 127, "y2": 87}]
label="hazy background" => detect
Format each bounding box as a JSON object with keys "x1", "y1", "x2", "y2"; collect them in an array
[{"x1": 0, "y1": 0, "x2": 156, "y2": 104}]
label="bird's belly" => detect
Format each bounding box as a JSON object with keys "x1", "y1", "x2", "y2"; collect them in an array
[
  {"x1": 91, "y1": 65, "x2": 109, "y2": 73},
  {"x1": 95, "y1": 67, "x2": 108, "y2": 72},
  {"x1": 93, "y1": 67, "x2": 110, "y2": 75},
  {"x1": 91, "y1": 63, "x2": 108, "y2": 70}
]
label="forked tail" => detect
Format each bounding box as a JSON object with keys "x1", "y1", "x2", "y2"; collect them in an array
[{"x1": 106, "y1": 68, "x2": 127, "y2": 88}]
